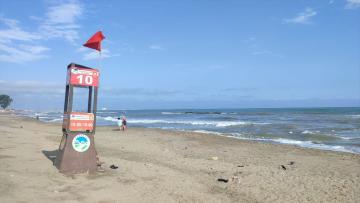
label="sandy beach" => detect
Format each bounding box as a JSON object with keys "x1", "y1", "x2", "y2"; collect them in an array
[{"x1": 0, "y1": 112, "x2": 359, "y2": 203}]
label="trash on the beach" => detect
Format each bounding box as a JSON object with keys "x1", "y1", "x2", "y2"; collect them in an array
[
  {"x1": 289, "y1": 161, "x2": 295, "y2": 165},
  {"x1": 210, "y1": 156, "x2": 218, "y2": 160},
  {"x1": 232, "y1": 176, "x2": 241, "y2": 184},
  {"x1": 237, "y1": 165, "x2": 244, "y2": 167},
  {"x1": 281, "y1": 165, "x2": 287, "y2": 170},
  {"x1": 110, "y1": 164, "x2": 118, "y2": 169},
  {"x1": 217, "y1": 178, "x2": 229, "y2": 183}
]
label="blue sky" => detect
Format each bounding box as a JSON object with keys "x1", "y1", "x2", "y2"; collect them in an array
[{"x1": 0, "y1": 0, "x2": 359, "y2": 110}]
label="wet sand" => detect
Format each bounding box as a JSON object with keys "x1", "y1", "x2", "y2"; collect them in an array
[{"x1": 0, "y1": 112, "x2": 359, "y2": 202}]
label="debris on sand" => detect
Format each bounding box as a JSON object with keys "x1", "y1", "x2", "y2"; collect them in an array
[
  {"x1": 110, "y1": 164, "x2": 118, "y2": 169},
  {"x1": 210, "y1": 156, "x2": 218, "y2": 160},
  {"x1": 217, "y1": 178, "x2": 229, "y2": 183},
  {"x1": 281, "y1": 165, "x2": 287, "y2": 170},
  {"x1": 232, "y1": 176, "x2": 241, "y2": 184}
]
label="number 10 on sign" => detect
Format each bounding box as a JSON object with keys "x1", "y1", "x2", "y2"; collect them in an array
[{"x1": 76, "y1": 75, "x2": 93, "y2": 85}]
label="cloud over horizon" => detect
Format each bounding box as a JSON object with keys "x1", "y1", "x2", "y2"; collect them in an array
[{"x1": 283, "y1": 7, "x2": 317, "y2": 24}]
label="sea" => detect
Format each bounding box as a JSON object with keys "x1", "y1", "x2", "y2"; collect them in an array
[{"x1": 16, "y1": 107, "x2": 360, "y2": 154}]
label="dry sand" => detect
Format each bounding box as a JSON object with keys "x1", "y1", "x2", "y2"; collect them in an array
[{"x1": 0, "y1": 112, "x2": 359, "y2": 202}]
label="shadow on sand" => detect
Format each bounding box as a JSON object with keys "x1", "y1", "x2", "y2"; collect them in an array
[{"x1": 42, "y1": 149, "x2": 58, "y2": 165}]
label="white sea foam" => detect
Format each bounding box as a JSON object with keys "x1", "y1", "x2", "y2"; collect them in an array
[
  {"x1": 97, "y1": 116, "x2": 258, "y2": 127},
  {"x1": 273, "y1": 138, "x2": 354, "y2": 153},
  {"x1": 337, "y1": 136, "x2": 360, "y2": 140},
  {"x1": 189, "y1": 130, "x2": 359, "y2": 154},
  {"x1": 301, "y1": 130, "x2": 317, "y2": 134},
  {"x1": 45, "y1": 118, "x2": 63, "y2": 122},
  {"x1": 126, "y1": 119, "x2": 266, "y2": 127},
  {"x1": 161, "y1": 112, "x2": 183, "y2": 115},
  {"x1": 102, "y1": 116, "x2": 118, "y2": 122},
  {"x1": 193, "y1": 130, "x2": 223, "y2": 136}
]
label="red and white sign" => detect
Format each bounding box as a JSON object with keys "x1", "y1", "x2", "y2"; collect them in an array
[
  {"x1": 67, "y1": 66, "x2": 99, "y2": 87},
  {"x1": 63, "y1": 112, "x2": 95, "y2": 132}
]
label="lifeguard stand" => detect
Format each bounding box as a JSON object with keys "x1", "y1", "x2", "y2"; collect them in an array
[{"x1": 54, "y1": 63, "x2": 100, "y2": 174}]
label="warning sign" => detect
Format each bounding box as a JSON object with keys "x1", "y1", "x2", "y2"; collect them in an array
[
  {"x1": 63, "y1": 112, "x2": 94, "y2": 132},
  {"x1": 67, "y1": 66, "x2": 99, "y2": 87}
]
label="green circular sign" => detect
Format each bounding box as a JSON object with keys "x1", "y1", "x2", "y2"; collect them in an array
[{"x1": 72, "y1": 134, "x2": 90, "y2": 152}]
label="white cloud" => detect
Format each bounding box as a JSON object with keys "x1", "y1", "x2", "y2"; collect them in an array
[
  {"x1": 39, "y1": 1, "x2": 83, "y2": 43},
  {"x1": 149, "y1": 45, "x2": 165, "y2": 50},
  {"x1": 0, "y1": 44, "x2": 49, "y2": 63},
  {"x1": 345, "y1": 0, "x2": 360, "y2": 9},
  {"x1": 0, "y1": 1, "x2": 84, "y2": 64},
  {"x1": 0, "y1": 17, "x2": 49, "y2": 63},
  {"x1": 283, "y1": 7, "x2": 317, "y2": 24},
  {"x1": 0, "y1": 17, "x2": 41, "y2": 43}
]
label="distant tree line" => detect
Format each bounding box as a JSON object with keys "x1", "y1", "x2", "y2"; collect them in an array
[{"x1": 0, "y1": 95, "x2": 13, "y2": 109}]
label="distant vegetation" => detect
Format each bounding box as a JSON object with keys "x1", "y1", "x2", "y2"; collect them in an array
[{"x1": 0, "y1": 95, "x2": 13, "y2": 109}]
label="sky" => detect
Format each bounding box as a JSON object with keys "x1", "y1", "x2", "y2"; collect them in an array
[{"x1": 0, "y1": 0, "x2": 359, "y2": 110}]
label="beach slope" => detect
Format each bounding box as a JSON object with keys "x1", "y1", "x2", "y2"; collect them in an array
[{"x1": 0, "y1": 112, "x2": 359, "y2": 202}]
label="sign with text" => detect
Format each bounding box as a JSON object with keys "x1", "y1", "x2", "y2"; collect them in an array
[
  {"x1": 67, "y1": 66, "x2": 99, "y2": 87},
  {"x1": 63, "y1": 112, "x2": 94, "y2": 132}
]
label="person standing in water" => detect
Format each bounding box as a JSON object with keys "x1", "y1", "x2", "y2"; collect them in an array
[
  {"x1": 117, "y1": 117, "x2": 122, "y2": 131},
  {"x1": 121, "y1": 115, "x2": 127, "y2": 131}
]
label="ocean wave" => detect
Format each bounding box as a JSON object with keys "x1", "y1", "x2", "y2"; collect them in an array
[
  {"x1": 184, "y1": 111, "x2": 224, "y2": 115},
  {"x1": 193, "y1": 130, "x2": 224, "y2": 135},
  {"x1": 44, "y1": 118, "x2": 63, "y2": 122},
  {"x1": 187, "y1": 130, "x2": 360, "y2": 154},
  {"x1": 161, "y1": 111, "x2": 227, "y2": 115},
  {"x1": 336, "y1": 136, "x2": 360, "y2": 140},
  {"x1": 127, "y1": 119, "x2": 267, "y2": 127},
  {"x1": 272, "y1": 138, "x2": 357, "y2": 153},
  {"x1": 161, "y1": 112, "x2": 184, "y2": 115},
  {"x1": 301, "y1": 130, "x2": 320, "y2": 134},
  {"x1": 102, "y1": 116, "x2": 118, "y2": 122},
  {"x1": 96, "y1": 116, "x2": 265, "y2": 127}
]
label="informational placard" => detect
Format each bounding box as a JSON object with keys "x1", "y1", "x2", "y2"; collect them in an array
[
  {"x1": 63, "y1": 112, "x2": 94, "y2": 132},
  {"x1": 67, "y1": 66, "x2": 99, "y2": 87},
  {"x1": 72, "y1": 134, "x2": 91, "y2": 152}
]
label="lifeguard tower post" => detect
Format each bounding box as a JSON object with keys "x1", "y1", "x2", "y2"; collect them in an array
[{"x1": 54, "y1": 63, "x2": 100, "y2": 174}]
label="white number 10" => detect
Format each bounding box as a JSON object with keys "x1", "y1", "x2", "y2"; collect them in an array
[{"x1": 76, "y1": 75, "x2": 93, "y2": 85}]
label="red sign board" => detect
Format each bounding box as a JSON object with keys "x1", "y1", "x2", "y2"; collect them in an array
[
  {"x1": 67, "y1": 66, "x2": 99, "y2": 87},
  {"x1": 63, "y1": 112, "x2": 95, "y2": 132}
]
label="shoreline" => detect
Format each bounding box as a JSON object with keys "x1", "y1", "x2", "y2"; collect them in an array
[
  {"x1": 14, "y1": 109, "x2": 360, "y2": 155},
  {"x1": 1, "y1": 112, "x2": 359, "y2": 202}
]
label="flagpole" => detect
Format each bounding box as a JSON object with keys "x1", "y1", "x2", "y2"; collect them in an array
[
  {"x1": 99, "y1": 50, "x2": 102, "y2": 69},
  {"x1": 99, "y1": 28, "x2": 102, "y2": 70}
]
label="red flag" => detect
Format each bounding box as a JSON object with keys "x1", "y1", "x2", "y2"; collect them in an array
[{"x1": 83, "y1": 31, "x2": 105, "y2": 51}]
